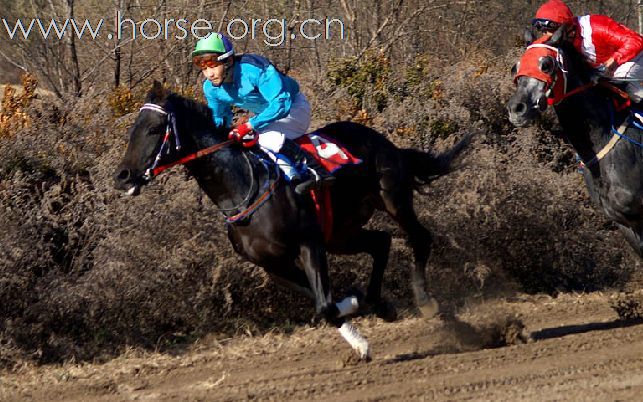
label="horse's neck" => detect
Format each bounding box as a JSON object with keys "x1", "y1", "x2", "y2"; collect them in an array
[
  {"x1": 555, "y1": 88, "x2": 614, "y2": 162},
  {"x1": 553, "y1": 49, "x2": 617, "y2": 159},
  {"x1": 188, "y1": 149, "x2": 259, "y2": 211},
  {"x1": 171, "y1": 98, "x2": 259, "y2": 211}
]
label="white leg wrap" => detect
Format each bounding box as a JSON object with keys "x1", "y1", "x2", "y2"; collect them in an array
[
  {"x1": 335, "y1": 296, "x2": 359, "y2": 318},
  {"x1": 338, "y1": 322, "x2": 370, "y2": 359}
]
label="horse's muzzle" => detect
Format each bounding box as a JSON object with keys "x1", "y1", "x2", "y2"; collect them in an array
[
  {"x1": 506, "y1": 97, "x2": 539, "y2": 128},
  {"x1": 113, "y1": 166, "x2": 144, "y2": 196}
]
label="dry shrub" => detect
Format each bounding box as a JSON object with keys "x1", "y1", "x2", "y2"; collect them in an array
[
  {"x1": 0, "y1": 73, "x2": 37, "y2": 137},
  {"x1": 610, "y1": 293, "x2": 643, "y2": 321},
  {"x1": 108, "y1": 86, "x2": 140, "y2": 117},
  {"x1": 108, "y1": 83, "x2": 199, "y2": 118},
  {"x1": 0, "y1": 47, "x2": 640, "y2": 369},
  {"x1": 327, "y1": 49, "x2": 391, "y2": 113}
]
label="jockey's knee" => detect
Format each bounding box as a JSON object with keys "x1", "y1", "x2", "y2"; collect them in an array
[{"x1": 257, "y1": 131, "x2": 286, "y2": 153}]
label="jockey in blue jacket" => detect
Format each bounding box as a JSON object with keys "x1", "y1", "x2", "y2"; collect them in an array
[{"x1": 192, "y1": 32, "x2": 334, "y2": 195}]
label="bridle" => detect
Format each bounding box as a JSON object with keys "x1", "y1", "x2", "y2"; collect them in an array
[
  {"x1": 138, "y1": 103, "x2": 234, "y2": 181},
  {"x1": 136, "y1": 102, "x2": 279, "y2": 222}
]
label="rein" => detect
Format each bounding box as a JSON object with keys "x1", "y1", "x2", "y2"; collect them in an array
[
  {"x1": 580, "y1": 119, "x2": 628, "y2": 169},
  {"x1": 138, "y1": 102, "x2": 280, "y2": 222},
  {"x1": 547, "y1": 82, "x2": 594, "y2": 106}
]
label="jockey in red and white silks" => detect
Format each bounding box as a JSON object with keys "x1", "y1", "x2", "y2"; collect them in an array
[
  {"x1": 573, "y1": 15, "x2": 643, "y2": 101},
  {"x1": 532, "y1": 0, "x2": 643, "y2": 102}
]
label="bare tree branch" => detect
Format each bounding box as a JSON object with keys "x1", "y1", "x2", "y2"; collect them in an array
[{"x1": 0, "y1": 48, "x2": 28, "y2": 72}]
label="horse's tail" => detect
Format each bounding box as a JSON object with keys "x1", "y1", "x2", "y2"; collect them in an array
[{"x1": 401, "y1": 134, "x2": 471, "y2": 188}]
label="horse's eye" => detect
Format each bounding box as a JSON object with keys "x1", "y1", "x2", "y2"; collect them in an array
[
  {"x1": 538, "y1": 56, "x2": 555, "y2": 74},
  {"x1": 511, "y1": 62, "x2": 520, "y2": 76},
  {"x1": 147, "y1": 125, "x2": 165, "y2": 136}
]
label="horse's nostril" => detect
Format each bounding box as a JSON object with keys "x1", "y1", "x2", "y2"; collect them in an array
[
  {"x1": 513, "y1": 102, "x2": 526, "y2": 114},
  {"x1": 116, "y1": 169, "x2": 131, "y2": 182}
]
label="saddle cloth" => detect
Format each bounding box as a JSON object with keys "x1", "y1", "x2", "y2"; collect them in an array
[
  {"x1": 295, "y1": 131, "x2": 362, "y2": 172},
  {"x1": 295, "y1": 131, "x2": 361, "y2": 243}
]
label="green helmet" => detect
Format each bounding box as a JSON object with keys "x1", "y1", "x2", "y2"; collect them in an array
[{"x1": 192, "y1": 33, "x2": 234, "y2": 60}]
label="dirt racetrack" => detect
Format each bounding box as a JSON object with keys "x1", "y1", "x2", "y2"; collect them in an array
[{"x1": 2, "y1": 290, "x2": 643, "y2": 401}]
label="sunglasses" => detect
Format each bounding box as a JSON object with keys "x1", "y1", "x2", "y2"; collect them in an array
[
  {"x1": 532, "y1": 18, "x2": 560, "y2": 32},
  {"x1": 193, "y1": 55, "x2": 225, "y2": 69}
]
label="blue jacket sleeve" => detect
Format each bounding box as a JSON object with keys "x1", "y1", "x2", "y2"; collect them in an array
[
  {"x1": 248, "y1": 65, "x2": 293, "y2": 130},
  {"x1": 203, "y1": 82, "x2": 233, "y2": 128}
]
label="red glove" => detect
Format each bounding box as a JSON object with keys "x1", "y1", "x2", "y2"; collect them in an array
[{"x1": 228, "y1": 123, "x2": 258, "y2": 148}]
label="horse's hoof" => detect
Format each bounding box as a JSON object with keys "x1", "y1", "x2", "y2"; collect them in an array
[
  {"x1": 338, "y1": 349, "x2": 371, "y2": 367},
  {"x1": 374, "y1": 300, "x2": 398, "y2": 322},
  {"x1": 417, "y1": 297, "x2": 440, "y2": 319}
]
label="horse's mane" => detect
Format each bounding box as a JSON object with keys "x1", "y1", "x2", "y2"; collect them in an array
[
  {"x1": 144, "y1": 85, "x2": 225, "y2": 138},
  {"x1": 552, "y1": 39, "x2": 626, "y2": 116},
  {"x1": 544, "y1": 37, "x2": 593, "y2": 85},
  {"x1": 168, "y1": 93, "x2": 217, "y2": 126}
]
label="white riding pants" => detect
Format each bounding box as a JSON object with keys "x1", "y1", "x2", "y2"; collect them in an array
[
  {"x1": 613, "y1": 51, "x2": 643, "y2": 103},
  {"x1": 256, "y1": 93, "x2": 311, "y2": 179}
]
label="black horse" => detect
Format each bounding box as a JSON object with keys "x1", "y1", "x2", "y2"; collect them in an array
[
  {"x1": 507, "y1": 28, "x2": 643, "y2": 258},
  {"x1": 114, "y1": 82, "x2": 469, "y2": 358}
]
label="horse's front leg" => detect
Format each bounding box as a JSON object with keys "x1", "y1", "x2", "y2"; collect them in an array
[
  {"x1": 264, "y1": 262, "x2": 366, "y2": 321},
  {"x1": 298, "y1": 241, "x2": 371, "y2": 360}
]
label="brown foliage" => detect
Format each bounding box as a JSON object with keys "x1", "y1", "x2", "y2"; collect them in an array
[{"x1": 0, "y1": 73, "x2": 37, "y2": 137}]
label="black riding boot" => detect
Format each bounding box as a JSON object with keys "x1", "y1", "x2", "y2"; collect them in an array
[{"x1": 280, "y1": 140, "x2": 336, "y2": 195}]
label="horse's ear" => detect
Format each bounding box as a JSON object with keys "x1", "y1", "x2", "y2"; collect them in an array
[
  {"x1": 511, "y1": 62, "x2": 520, "y2": 77},
  {"x1": 147, "y1": 80, "x2": 167, "y2": 103},
  {"x1": 523, "y1": 28, "x2": 535, "y2": 46},
  {"x1": 548, "y1": 24, "x2": 568, "y2": 46}
]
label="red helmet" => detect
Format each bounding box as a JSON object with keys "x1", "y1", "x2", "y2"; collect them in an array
[{"x1": 534, "y1": 0, "x2": 573, "y2": 26}]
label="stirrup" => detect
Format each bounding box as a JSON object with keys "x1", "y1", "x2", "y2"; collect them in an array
[{"x1": 294, "y1": 174, "x2": 335, "y2": 195}]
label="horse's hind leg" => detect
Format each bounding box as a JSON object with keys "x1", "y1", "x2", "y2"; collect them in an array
[
  {"x1": 380, "y1": 188, "x2": 439, "y2": 318},
  {"x1": 329, "y1": 229, "x2": 397, "y2": 321}
]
